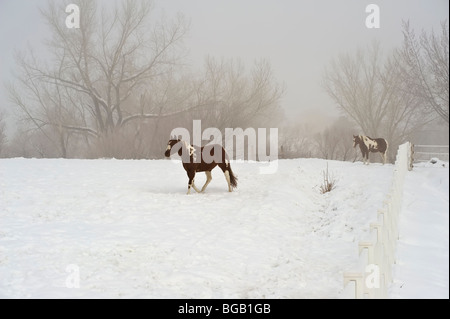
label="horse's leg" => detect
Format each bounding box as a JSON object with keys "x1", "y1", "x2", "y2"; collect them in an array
[
  {"x1": 218, "y1": 163, "x2": 232, "y2": 192},
  {"x1": 187, "y1": 171, "x2": 201, "y2": 194},
  {"x1": 192, "y1": 178, "x2": 201, "y2": 193},
  {"x1": 187, "y1": 171, "x2": 194, "y2": 194},
  {"x1": 379, "y1": 152, "x2": 385, "y2": 164},
  {"x1": 224, "y1": 170, "x2": 232, "y2": 192},
  {"x1": 201, "y1": 171, "x2": 212, "y2": 192},
  {"x1": 224, "y1": 167, "x2": 233, "y2": 192}
]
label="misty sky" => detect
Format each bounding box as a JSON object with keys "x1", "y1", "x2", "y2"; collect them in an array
[{"x1": 0, "y1": 0, "x2": 448, "y2": 132}]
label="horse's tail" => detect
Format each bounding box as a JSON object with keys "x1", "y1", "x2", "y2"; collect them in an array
[
  {"x1": 228, "y1": 164, "x2": 238, "y2": 189},
  {"x1": 222, "y1": 148, "x2": 238, "y2": 189}
]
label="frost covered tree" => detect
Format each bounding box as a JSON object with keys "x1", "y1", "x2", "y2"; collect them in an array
[
  {"x1": 196, "y1": 57, "x2": 284, "y2": 130},
  {"x1": 8, "y1": 0, "x2": 193, "y2": 157},
  {"x1": 314, "y1": 117, "x2": 356, "y2": 161},
  {"x1": 322, "y1": 41, "x2": 434, "y2": 160},
  {"x1": 7, "y1": 0, "x2": 284, "y2": 158},
  {"x1": 396, "y1": 20, "x2": 449, "y2": 125},
  {"x1": 0, "y1": 111, "x2": 7, "y2": 157}
]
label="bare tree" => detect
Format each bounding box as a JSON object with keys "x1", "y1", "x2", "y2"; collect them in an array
[
  {"x1": 104, "y1": 55, "x2": 285, "y2": 159},
  {"x1": 8, "y1": 0, "x2": 196, "y2": 157},
  {"x1": 7, "y1": 1, "x2": 285, "y2": 159},
  {"x1": 322, "y1": 41, "x2": 433, "y2": 160},
  {"x1": 333, "y1": 117, "x2": 356, "y2": 161},
  {"x1": 193, "y1": 57, "x2": 285, "y2": 131},
  {"x1": 5, "y1": 125, "x2": 63, "y2": 158},
  {"x1": 397, "y1": 20, "x2": 449, "y2": 124},
  {"x1": 314, "y1": 129, "x2": 338, "y2": 160},
  {"x1": 0, "y1": 111, "x2": 7, "y2": 157},
  {"x1": 279, "y1": 122, "x2": 314, "y2": 159},
  {"x1": 313, "y1": 117, "x2": 355, "y2": 161}
]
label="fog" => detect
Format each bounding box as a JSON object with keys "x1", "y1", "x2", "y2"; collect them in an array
[
  {"x1": 0, "y1": 1, "x2": 447, "y2": 301},
  {"x1": 0, "y1": 0, "x2": 448, "y2": 159},
  {"x1": 156, "y1": 0, "x2": 447, "y2": 115}
]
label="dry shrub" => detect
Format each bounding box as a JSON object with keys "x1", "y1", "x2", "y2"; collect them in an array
[{"x1": 320, "y1": 162, "x2": 337, "y2": 194}]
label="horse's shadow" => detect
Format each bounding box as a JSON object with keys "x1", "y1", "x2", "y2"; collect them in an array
[{"x1": 145, "y1": 184, "x2": 229, "y2": 195}]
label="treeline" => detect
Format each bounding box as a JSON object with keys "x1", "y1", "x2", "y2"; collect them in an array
[
  {"x1": 0, "y1": 1, "x2": 448, "y2": 161},
  {"x1": 1, "y1": 1, "x2": 283, "y2": 159}
]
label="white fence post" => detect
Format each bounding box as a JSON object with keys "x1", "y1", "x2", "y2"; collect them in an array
[{"x1": 341, "y1": 142, "x2": 412, "y2": 298}]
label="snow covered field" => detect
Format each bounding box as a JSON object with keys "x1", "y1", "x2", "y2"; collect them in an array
[
  {"x1": 0, "y1": 158, "x2": 447, "y2": 298},
  {"x1": 390, "y1": 160, "x2": 449, "y2": 299}
]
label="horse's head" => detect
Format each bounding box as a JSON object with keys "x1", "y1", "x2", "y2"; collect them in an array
[
  {"x1": 353, "y1": 135, "x2": 361, "y2": 148},
  {"x1": 165, "y1": 138, "x2": 181, "y2": 157}
]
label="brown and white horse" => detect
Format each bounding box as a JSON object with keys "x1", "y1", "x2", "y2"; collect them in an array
[
  {"x1": 353, "y1": 135, "x2": 388, "y2": 165},
  {"x1": 164, "y1": 138, "x2": 238, "y2": 194}
]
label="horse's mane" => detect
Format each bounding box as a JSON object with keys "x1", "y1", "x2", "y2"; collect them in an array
[{"x1": 179, "y1": 140, "x2": 196, "y2": 160}]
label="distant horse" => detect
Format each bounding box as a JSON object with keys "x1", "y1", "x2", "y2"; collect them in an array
[
  {"x1": 164, "y1": 138, "x2": 238, "y2": 194},
  {"x1": 353, "y1": 135, "x2": 388, "y2": 165}
]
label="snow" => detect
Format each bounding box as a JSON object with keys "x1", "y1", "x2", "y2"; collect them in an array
[
  {"x1": 0, "y1": 158, "x2": 448, "y2": 298},
  {"x1": 389, "y1": 159, "x2": 449, "y2": 299}
]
